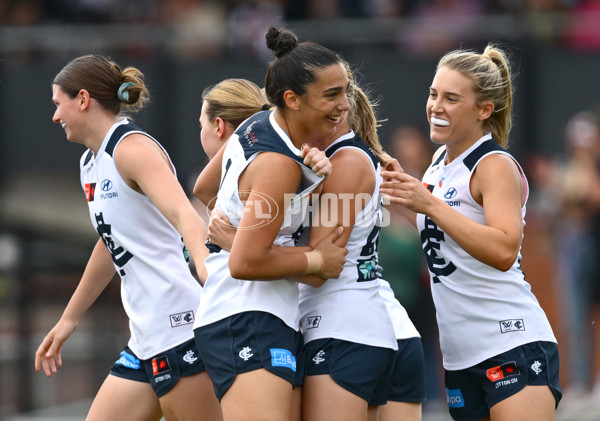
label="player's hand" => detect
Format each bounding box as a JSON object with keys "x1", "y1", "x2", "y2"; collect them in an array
[
  {"x1": 35, "y1": 319, "x2": 78, "y2": 377},
  {"x1": 302, "y1": 145, "x2": 332, "y2": 178},
  {"x1": 208, "y1": 207, "x2": 235, "y2": 251},
  {"x1": 382, "y1": 157, "x2": 404, "y2": 176},
  {"x1": 313, "y1": 226, "x2": 347, "y2": 279},
  {"x1": 380, "y1": 169, "x2": 432, "y2": 213}
]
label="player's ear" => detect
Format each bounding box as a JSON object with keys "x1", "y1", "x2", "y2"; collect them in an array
[
  {"x1": 78, "y1": 89, "x2": 91, "y2": 110},
  {"x1": 478, "y1": 101, "x2": 494, "y2": 121},
  {"x1": 283, "y1": 90, "x2": 300, "y2": 111}
]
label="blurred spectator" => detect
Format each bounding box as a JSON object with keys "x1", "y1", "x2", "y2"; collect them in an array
[
  {"x1": 523, "y1": 0, "x2": 570, "y2": 45},
  {"x1": 284, "y1": 0, "x2": 411, "y2": 20},
  {"x1": 529, "y1": 110, "x2": 600, "y2": 397},
  {"x1": 399, "y1": 0, "x2": 486, "y2": 56},
  {"x1": 227, "y1": 0, "x2": 284, "y2": 58},
  {"x1": 42, "y1": 0, "x2": 159, "y2": 23},
  {"x1": 388, "y1": 123, "x2": 435, "y2": 177},
  {"x1": 361, "y1": 0, "x2": 405, "y2": 18},
  {"x1": 564, "y1": 0, "x2": 600, "y2": 51},
  {"x1": 156, "y1": 0, "x2": 228, "y2": 59},
  {"x1": 45, "y1": 0, "x2": 115, "y2": 23},
  {"x1": 0, "y1": 0, "x2": 44, "y2": 25},
  {"x1": 285, "y1": 0, "x2": 361, "y2": 20}
]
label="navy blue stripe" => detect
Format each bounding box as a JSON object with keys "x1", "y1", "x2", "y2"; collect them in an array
[
  {"x1": 433, "y1": 150, "x2": 446, "y2": 166},
  {"x1": 105, "y1": 121, "x2": 145, "y2": 157},
  {"x1": 83, "y1": 150, "x2": 94, "y2": 166},
  {"x1": 236, "y1": 111, "x2": 304, "y2": 164},
  {"x1": 463, "y1": 139, "x2": 505, "y2": 171},
  {"x1": 326, "y1": 135, "x2": 379, "y2": 168}
]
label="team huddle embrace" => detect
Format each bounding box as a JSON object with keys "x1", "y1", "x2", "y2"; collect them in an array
[{"x1": 35, "y1": 25, "x2": 560, "y2": 421}]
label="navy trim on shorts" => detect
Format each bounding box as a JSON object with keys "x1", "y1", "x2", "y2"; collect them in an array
[
  {"x1": 371, "y1": 337, "x2": 426, "y2": 405},
  {"x1": 109, "y1": 338, "x2": 206, "y2": 398},
  {"x1": 444, "y1": 341, "x2": 561, "y2": 421},
  {"x1": 304, "y1": 337, "x2": 396, "y2": 405},
  {"x1": 194, "y1": 311, "x2": 303, "y2": 401}
]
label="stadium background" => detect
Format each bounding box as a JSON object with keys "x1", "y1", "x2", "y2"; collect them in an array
[{"x1": 1, "y1": 1, "x2": 600, "y2": 419}]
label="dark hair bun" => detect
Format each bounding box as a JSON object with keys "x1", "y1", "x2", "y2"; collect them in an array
[{"x1": 265, "y1": 26, "x2": 298, "y2": 58}]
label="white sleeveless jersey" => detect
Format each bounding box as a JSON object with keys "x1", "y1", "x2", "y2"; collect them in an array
[
  {"x1": 298, "y1": 133, "x2": 398, "y2": 350},
  {"x1": 417, "y1": 134, "x2": 556, "y2": 370},
  {"x1": 80, "y1": 119, "x2": 202, "y2": 360},
  {"x1": 193, "y1": 111, "x2": 324, "y2": 331}
]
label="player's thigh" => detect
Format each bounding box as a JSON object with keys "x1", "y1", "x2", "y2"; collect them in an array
[
  {"x1": 159, "y1": 371, "x2": 223, "y2": 421},
  {"x1": 291, "y1": 385, "x2": 302, "y2": 421},
  {"x1": 489, "y1": 385, "x2": 555, "y2": 421},
  {"x1": 303, "y1": 374, "x2": 368, "y2": 421},
  {"x1": 87, "y1": 374, "x2": 162, "y2": 421},
  {"x1": 221, "y1": 368, "x2": 294, "y2": 421}
]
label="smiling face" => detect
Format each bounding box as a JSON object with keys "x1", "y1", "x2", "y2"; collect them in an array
[
  {"x1": 426, "y1": 66, "x2": 493, "y2": 156},
  {"x1": 294, "y1": 62, "x2": 350, "y2": 144},
  {"x1": 52, "y1": 84, "x2": 84, "y2": 143}
]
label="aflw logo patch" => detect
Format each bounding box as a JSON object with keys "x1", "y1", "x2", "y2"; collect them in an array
[
  {"x1": 499, "y1": 319, "x2": 525, "y2": 333},
  {"x1": 170, "y1": 311, "x2": 194, "y2": 327}
]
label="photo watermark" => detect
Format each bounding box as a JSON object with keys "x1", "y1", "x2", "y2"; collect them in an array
[{"x1": 205, "y1": 190, "x2": 392, "y2": 230}]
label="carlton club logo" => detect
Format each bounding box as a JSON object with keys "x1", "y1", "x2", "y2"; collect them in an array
[{"x1": 239, "y1": 346, "x2": 253, "y2": 361}]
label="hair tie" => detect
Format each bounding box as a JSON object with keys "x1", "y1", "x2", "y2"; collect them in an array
[
  {"x1": 117, "y1": 82, "x2": 135, "y2": 102},
  {"x1": 282, "y1": 44, "x2": 295, "y2": 55},
  {"x1": 261, "y1": 103, "x2": 271, "y2": 111}
]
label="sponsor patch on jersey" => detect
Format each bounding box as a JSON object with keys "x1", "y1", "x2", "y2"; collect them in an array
[
  {"x1": 114, "y1": 350, "x2": 141, "y2": 369},
  {"x1": 444, "y1": 187, "x2": 457, "y2": 199},
  {"x1": 100, "y1": 179, "x2": 113, "y2": 191},
  {"x1": 446, "y1": 388, "x2": 465, "y2": 408},
  {"x1": 170, "y1": 311, "x2": 195, "y2": 327},
  {"x1": 357, "y1": 259, "x2": 381, "y2": 282},
  {"x1": 486, "y1": 361, "x2": 519, "y2": 382},
  {"x1": 242, "y1": 121, "x2": 259, "y2": 146},
  {"x1": 270, "y1": 348, "x2": 297, "y2": 372},
  {"x1": 499, "y1": 319, "x2": 525, "y2": 333},
  {"x1": 85, "y1": 182, "x2": 96, "y2": 202},
  {"x1": 152, "y1": 355, "x2": 171, "y2": 376},
  {"x1": 305, "y1": 316, "x2": 321, "y2": 329}
]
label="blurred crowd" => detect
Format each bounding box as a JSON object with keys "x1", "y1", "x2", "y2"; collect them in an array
[
  {"x1": 2, "y1": 0, "x2": 600, "y2": 57},
  {"x1": 526, "y1": 107, "x2": 600, "y2": 401}
]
